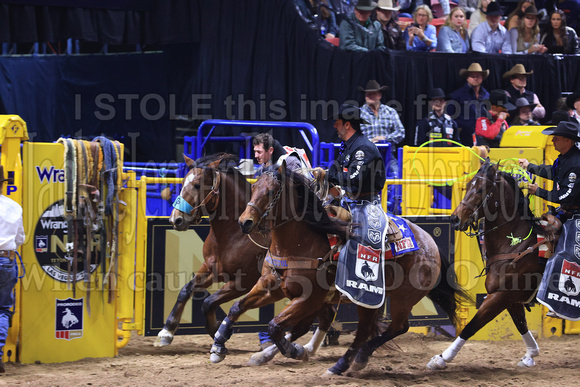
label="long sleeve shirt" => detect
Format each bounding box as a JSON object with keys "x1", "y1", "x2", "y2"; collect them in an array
[
  {"x1": 471, "y1": 21, "x2": 513, "y2": 54},
  {"x1": 339, "y1": 13, "x2": 385, "y2": 52},
  {"x1": 0, "y1": 195, "x2": 25, "y2": 251},
  {"x1": 360, "y1": 104, "x2": 405, "y2": 146},
  {"x1": 403, "y1": 24, "x2": 437, "y2": 51},
  {"x1": 436, "y1": 26, "x2": 470, "y2": 53},
  {"x1": 509, "y1": 29, "x2": 541, "y2": 54}
]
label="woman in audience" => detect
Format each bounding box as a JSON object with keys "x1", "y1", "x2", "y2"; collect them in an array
[
  {"x1": 403, "y1": 5, "x2": 437, "y2": 51},
  {"x1": 540, "y1": 9, "x2": 580, "y2": 54},
  {"x1": 437, "y1": 7, "x2": 470, "y2": 52},
  {"x1": 509, "y1": 6, "x2": 547, "y2": 54},
  {"x1": 505, "y1": 0, "x2": 535, "y2": 30},
  {"x1": 468, "y1": 0, "x2": 491, "y2": 35}
]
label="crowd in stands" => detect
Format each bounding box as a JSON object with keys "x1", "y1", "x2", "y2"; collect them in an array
[{"x1": 294, "y1": 0, "x2": 579, "y2": 54}]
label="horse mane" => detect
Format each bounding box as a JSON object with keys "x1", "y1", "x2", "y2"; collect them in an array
[
  {"x1": 266, "y1": 165, "x2": 349, "y2": 240},
  {"x1": 193, "y1": 153, "x2": 249, "y2": 183}
]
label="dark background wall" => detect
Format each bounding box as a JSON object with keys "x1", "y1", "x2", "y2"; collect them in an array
[{"x1": 1, "y1": 0, "x2": 579, "y2": 162}]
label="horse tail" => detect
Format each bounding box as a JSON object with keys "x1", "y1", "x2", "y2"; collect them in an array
[{"x1": 426, "y1": 252, "x2": 473, "y2": 326}]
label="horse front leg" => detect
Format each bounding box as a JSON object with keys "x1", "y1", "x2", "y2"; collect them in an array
[
  {"x1": 210, "y1": 272, "x2": 284, "y2": 363},
  {"x1": 327, "y1": 306, "x2": 379, "y2": 376},
  {"x1": 154, "y1": 264, "x2": 214, "y2": 347},
  {"x1": 427, "y1": 291, "x2": 507, "y2": 370},
  {"x1": 303, "y1": 302, "x2": 336, "y2": 358},
  {"x1": 507, "y1": 303, "x2": 539, "y2": 367}
]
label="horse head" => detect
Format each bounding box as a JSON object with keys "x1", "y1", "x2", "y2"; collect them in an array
[
  {"x1": 239, "y1": 161, "x2": 286, "y2": 234},
  {"x1": 170, "y1": 155, "x2": 221, "y2": 231},
  {"x1": 451, "y1": 159, "x2": 499, "y2": 232}
]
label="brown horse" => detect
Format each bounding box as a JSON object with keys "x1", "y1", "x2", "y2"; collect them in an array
[
  {"x1": 154, "y1": 153, "x2": 269, "y2": 346},
  {"x1": 427, "y1": 160, "x2": 545, "y2": 370},
  {"x1": 211, "y1": 161, "x2": 465, "y2": 375}
]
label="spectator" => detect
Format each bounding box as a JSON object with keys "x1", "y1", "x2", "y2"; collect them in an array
[
  {"x1": 459, "y1": 0, "x2": 480, "y2": 17},
  {"x1": 414, "y1": 88, "x2": 459, "y2": 146},
  {"x1": 474, "y1": 89, "x2": 515, "y2": 148},
  {"x1": 376, "y1": 0, "x2": 405, "y2": 50},
  {"x1": 468, "y1": 0, "x2": 492, "y2": 35},
  {"x1": 0, "y1": 165, "x2": 24, "y2": 374},
  {"x1": 511, "y1": 97, "x2": 540, "y2": 125},
  {"x1": 540, "y1": 9, "x2": 580, "y2": 54},
  {"x1": 567, "y1": 91, "x2": 580, "y2": 125},
  {"x1": 403, "y1": 5, "x2": 438, "y2": 51},
  {"x1": 448, "y1": 62, "x2": 491, "y2": 145},
  {"x1": 319, "y1": 0, "x2": 340, "y2": 38},
  {"x1": 359, "y1": 80, "x2": 406, "y2": 145},
  {"x1": 339, "y1": 0, "x2": 385, "y2": 51},
  {"x1": 437, "y1": 7, "x2": 471, "y2": 52},
  {"x1": 506, "y1": 0, "x2": 536, "y2": 30},
  {"x1": 548, "y1": 110, "x2": 573, "y2": 125},
  {"x1": 509, "y1": 6, "x2": 547, "y2": 54},
  {"x1": 470, "y1": 2, "x2": 513, "y2": 53},
  {"x1": 503, "y1": 64, "x2": 545, "y2": 120}
]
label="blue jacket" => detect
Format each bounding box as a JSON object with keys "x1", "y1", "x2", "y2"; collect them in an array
[{"x1": 436, "y1": 26, "x2": 470, "y2": 53}]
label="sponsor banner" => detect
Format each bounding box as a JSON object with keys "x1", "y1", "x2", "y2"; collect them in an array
[{"x1": 55, "y1": 298, "x2": 84, "y2": 340}]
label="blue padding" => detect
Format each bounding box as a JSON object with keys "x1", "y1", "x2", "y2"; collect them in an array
[{"x1": 172, "y1": 195, "x2": 194, "y2": 214}]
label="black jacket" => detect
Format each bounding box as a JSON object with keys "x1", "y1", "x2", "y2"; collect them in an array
[
  {"x1": 327, "y1": 131, "x2": 386, "y2": 200},
  {"x1": 414, "y1": 112, "x2": 459, "y2": 146},
  {"x1": 528, "y1": 146, "x2": 580, "y2": 211}
]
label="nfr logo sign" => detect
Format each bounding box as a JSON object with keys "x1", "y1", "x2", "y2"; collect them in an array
[
  {"x1": 55, "y1": 298, "x2": 84, "y2": 340},
  {"x1": 36, "y1": 166, "x2": 65, "y2": 184}
]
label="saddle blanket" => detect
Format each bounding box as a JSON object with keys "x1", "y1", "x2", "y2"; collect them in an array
[
  {"x1": 537, "y1": 215, "x2": 580, "y2": 320},
  {"x1": 334, "y1": 202, "x2": 418, "y2": 308}
]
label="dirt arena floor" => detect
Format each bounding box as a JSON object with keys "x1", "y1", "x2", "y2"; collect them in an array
[{"x1": 3, "y1": 330, "x2": 580, "y2": 386}]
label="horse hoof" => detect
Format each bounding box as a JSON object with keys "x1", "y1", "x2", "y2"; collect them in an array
[
  {"x1": 294, "y1": 344, "x2": 308, "y2": 361},
  {"x1": 349, "y1": 359, "x2": 368, "y2": 372},
  {"x1": 210, "y1": 344, "x2": 227, "y2": 364},
  {"x1": 323, "y1": 369, "x2": 340, "y2": 377},
  {"x1": 153, "y1": 329, "x2": 173, "y2": 347},
  {"x1": 426, "y1": 354, "x2": 447, "y2": 370},
  {"x1": 248, "y1": 345, "x2": 279, "y2": 366},
  {"x1": 210, "y1": 352, "x2": 226, "y2": 364},
  {"x1": 517, "y1": 354, "x2": 536, "y2": 368}
]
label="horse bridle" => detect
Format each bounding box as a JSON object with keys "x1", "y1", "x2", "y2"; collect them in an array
[
  {"x1": 459, "y1": 174, "x2": 498, "y2": 236},
  {"x1": 246, "y1": 171, "x2": 285, "y2": 225},
  {"x1": 174, "y1": 169, "x2": 221, "y2": 218}
]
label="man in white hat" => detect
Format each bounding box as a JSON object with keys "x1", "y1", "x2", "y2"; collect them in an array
[
  {"x1": 0, "y1": 165, "x2": 24, "y2": 373},
  {"x1": 339, "y1": 0, "x2": 385, "y2": 52},
  {"x1": 503, "y1": 64, "x2": 545, "y2": 120},
  {"x1": 376, "y1": 0, "x2": 405, "y2": 50}
]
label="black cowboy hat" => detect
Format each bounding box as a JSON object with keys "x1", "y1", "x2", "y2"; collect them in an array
[
  {"x1": 331, "y1": 104, "x2": 370, "y2": 125},
  {"x1": 358, "y1": 80, "x2": 389, "y2": 93},
  {"x1": 548, "y1": 110, "x2": 572, "y2": 124},
  {"x1": 489, "y1": 89, "x2": 516, "y2": 111},
  {"x1": 0, "y1": 165, "x2": 7, "y2": 183},
  {"x1": 513, "y1": 97, "x2": 537, "y2": 112},
  {"x1": 428, "y1": 88, "x2": 449, "y2": 100},
  {"x1": 522, "y1": 5, "x2": 539, "y2": 16},
  {"x1": 356, "y1": 0, "x2": 378, "y2": 11},
  {"x1": 484, "y1": 2, "x2": 503, "y2": 16},
  {"x1": 566, "y1": 91, "x2": 580, "y2": 110},
  {"x1": 542, "y1": 121, "x2": 580, "y2": 142}
]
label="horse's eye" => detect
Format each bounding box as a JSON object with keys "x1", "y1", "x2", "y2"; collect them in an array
[{"x1": 194, "y1": 184, "x2": 200, "y2": 190}]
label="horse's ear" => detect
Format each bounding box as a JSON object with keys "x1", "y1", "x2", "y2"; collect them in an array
[
  {"x1": 183, "y1": 154, "x2": 195, "y2": 167},
  {"x1": 277, "y1": 159, "x2": 287, "y2": 176},
  {"x1": 208, "y1": 159, "x2": 221, "y2": 170}
]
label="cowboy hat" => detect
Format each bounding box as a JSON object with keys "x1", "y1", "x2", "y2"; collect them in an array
[
  {"x1": 377, "y1": 0, "x2": 400, "y2": 11},
  {"x1": 548, "y1": 110, "x2": 572, "y2": 125},
  {"x1": 356, "y1": 0, "x2": 378, "y2": 11},
  {"x1": 483, "y1": 1, "x2": 503, "y2": 16},
  {"x1": 489, "y1": 89, "x2": 516, "y2": 111},
  {"x1": 513, "y1": 97, "x2": 537, "y2": 112},
  {"x1": 542, "y1": 121, "x2": 580, "y2": 142},
  {"x1": 502, "y1": 64, "x2": 533, "y2": 80},
  {"x1": 428, "y1": 88, "x2": 449, "y2": 100},
  {"x1": 358, "y1": 80, "x2": 389, "y2": 93},
  {"x1": 0, "y1": 165, "x2": 7, "y2": 184},
  {"x1": 566, "y1": 91, "x2": 580, "y2": 110},
  {"x1": 459, "y1": 63, "x2": 490, "y2": 80},
  {"x1": 522, "y1": 5, "x2": 539, "y2": 16},
  {"x1": 331, "y1": 104, "x2": 370, "y2": 125}
]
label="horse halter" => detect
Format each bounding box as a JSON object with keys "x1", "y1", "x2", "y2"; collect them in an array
[
  {"x1": 459, "y1": 173, "x2": 498, "y2": 235},
  {"x1": 172, "y1": 169, "x2": 221, "y2": 215},
  {"x1": 246, "y1": 171, "x2": 285, "y2": 224}
]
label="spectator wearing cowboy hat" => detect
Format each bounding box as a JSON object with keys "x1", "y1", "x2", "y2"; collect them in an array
[
  {"x1": 567, "y1": 91, "x2": 580, "y2": 126},
  {"x1": 470, "y1": 1, "x2": 513, "y2": 54},
  {"x1": 519, "y1": 121, "x2": 580, "y2": 223},
  {"x1": 447, "y1": 63, "x2": 491, "y2": 146},
  {"x1": 0, "y1": 165, "x2": 24, "y2": 373},
  {"x1": 503, "y1": 64, "x2": 545, "y2": 120},
  {"x1": 339, "y1": 0, "x2": 385, "y2": 52},
  {"x1": 359, "y1": 80, "x2": 405, "y2": 146},
  {"x1": 376, "y1": 0, "x2": 405, "y2": 50},
  {"x1": 414, "y1": 88, "x2": 459, "y2": 146},
  {"x1": 474, "y1": 89, "x2": 516, "y2": 148},
  {"x1": 509, "y1": 5, "x2": 547, "y2": 54},
  {"x1": 511, "y1": 97, "x2": 540, "y2": 126}
]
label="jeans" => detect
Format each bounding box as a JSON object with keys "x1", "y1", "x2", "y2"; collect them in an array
[{"x1": 0, "y1": 257, "x2": 18, "y2": 358}]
